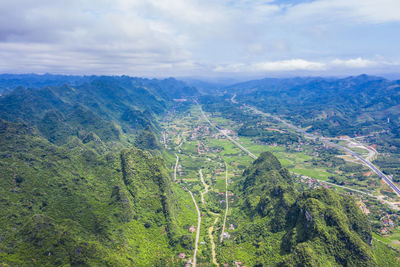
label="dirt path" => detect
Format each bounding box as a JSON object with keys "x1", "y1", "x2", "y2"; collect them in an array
[
  {"x1": 174, "y1": 153, "x2": 179, "y2": 182},
  {"x1": 199, "y1": 169, "x2": 209, "y2": 204},
  {"x1": 188, "y1": 190, "x2": 201, "y2": 267},
  {"x1": 199, "y1": 168, "x2": 221, "y2": 265},
  {"x1": 208, "y1": 216, "x2": 220, "y2": 266},
  {"x1": 220, "y1": 162, "x2": 229, "y2": 242}
]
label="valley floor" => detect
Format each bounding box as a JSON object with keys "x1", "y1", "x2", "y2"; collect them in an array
[{"x1": 161, "y1": 101, "x2": 400, "y2": 265}]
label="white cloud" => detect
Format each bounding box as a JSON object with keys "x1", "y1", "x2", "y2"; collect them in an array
[
  {"x1": 213, "y1": 57, "x2": 400, "y2": 74},
  {"x1": 214, "y1": 59, "x2": 326, "y2": 73},
  {"x1": 283, "y1": 0, "x2": 400, "y2": 24},
  {"x1": 0, "y1": 1, "x2": 400, "y2": 76},
  {"x1": 254, "y1": 59, "x2": 326, "y2": 71},
  {"x1": 331, "y1": 58, "x2": 377, "y2": 68}
]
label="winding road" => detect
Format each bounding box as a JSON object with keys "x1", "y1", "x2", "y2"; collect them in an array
[
  {"x1": 174, "y1": 152, "x2": 201, "y2": 266},
  {"x1": 188, "y1": 190, "x2": 201, "y2": 267},
  {"x1": 199, "y1": 101, "x2": 400, "y2": 199},
  {"x1": 230, "y1": 93, "x2": 238, "y2": 104},
  {"x1": 174, "y1": 131, "x2": 221, "y2": 266},
  {"x1": 198, "y1": 102, "x2": 400, "y2": 207},
  {"x1": 305, "y1": 176, "x2": 399, "y2": 210},
  {"x1": 208, "y1": 217, "x2": 220, "y2": 266},
  {"x1": 199, "y1": 169, "x2": 220, "y2": 266}
]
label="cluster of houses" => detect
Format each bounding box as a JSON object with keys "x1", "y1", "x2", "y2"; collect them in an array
[
  {"x1": 217, "y1": 191, "x2": 235, "y2": 198},
  {"x1": 214, "y1": 168, "x2": 225, "y2": 176},
  {"x1": 255, "y1": 138, "x2": 317, "y2": 154},
  {"x1": 300, "y1": 176, "x2": 332, "y2": 190},
  {"x1": 380, "y1": 213, "x2": 398, "y2": 234},
  {"x1": 190, "y1": 125, "x2": 212, "y2": 140},
  {"x1": 222, "y1": 232, "x2": 230, "y2": 239},
  {"x1": 197, "y1": 141, "x2": 212, "y2": 154},
  {"x1": 357, "y1": 200, "x2": 370, "y2": 215}
]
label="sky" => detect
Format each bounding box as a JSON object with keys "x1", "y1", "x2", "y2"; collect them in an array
[{"x1": 1, "y1": 0, "x2": 400, "y2": 78}]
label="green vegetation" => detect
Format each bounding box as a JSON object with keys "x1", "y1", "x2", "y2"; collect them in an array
[
  {"x1": 217, "y1": 152, "x2": 397, "y2": 266},
  {"x1": 372, "y1": 241, "x2": 400, "y2": 267},
  {"x1": 0, "y1": 120, "x2": 185, "y2": 265},
  {"x1": 0, "y1": 76, "x2": 200, "y2": 266},
  {"x1": 162, "y1": 102, "x2": 399, "y2": 266},
  {"x1": 1, "y1": 74, "x2": 399, "y2": 266},
  {"x1": 134, "y1": 128, "x2": 161, "y2": 151},
  {"x1": 222, "y1": 75, "x2": 400, "y2": 193}
]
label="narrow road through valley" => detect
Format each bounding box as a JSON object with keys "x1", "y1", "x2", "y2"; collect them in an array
[
  {"x1": 174, "y1": 153, "x2": 179, "y2": 182},
  {"x1": 189, "y1": 190, "x2": 201, "y2": 267},
  {"x1": 197, "y1": 103, "x2": 257, "y2": 159},
  {"x1": 199, "y1": 168, "x2": 220, "y2": 265},
  {"x1": 220, "y1": 162, "x2": 229, "y2": 242}
]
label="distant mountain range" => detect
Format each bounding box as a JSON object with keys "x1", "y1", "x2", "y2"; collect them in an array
[
  {"x1": 0, "y1": 74, "x2": 399, "y2": 266},
  {"x1": 221, "y1": 74, "x2": 400, "y2": 140}
]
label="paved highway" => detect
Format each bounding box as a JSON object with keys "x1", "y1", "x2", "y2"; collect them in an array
[
  {"x1": 248, "y1": 105, "x2": 400, "y2": 197},
  {"x1": 303, "y1": 176, "x2": 399, "y2": 210},
  {"x1": 197, "y1": 103, "x2": 257, "y2": 159},
  {"x1": 323, "y1": 140, "x2": 400, "y2": 197}
]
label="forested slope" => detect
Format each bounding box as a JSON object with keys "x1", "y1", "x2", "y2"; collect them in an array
[
  {"x1": 0, "y1": 76, "x2": 198, "y2": 266},
  {"x1": 217, "y1": 152, "x2": 399, "y2": 266}
]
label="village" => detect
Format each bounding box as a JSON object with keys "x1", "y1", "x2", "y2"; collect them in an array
[{"x1": 160, "y1": 103, "x2": 400, "y2": 265}]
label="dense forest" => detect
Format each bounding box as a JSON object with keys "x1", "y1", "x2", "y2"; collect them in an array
[
  {"x1": 217, "y1": 152, "x2": 399, "y2": 266},
  {"x1": 0, "y1": 75, "x2": 198, "y2": 265}
]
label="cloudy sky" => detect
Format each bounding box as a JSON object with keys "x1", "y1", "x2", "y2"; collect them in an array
[{"x1": 1, "y1": 0, "x2": 400, "y2": 78}]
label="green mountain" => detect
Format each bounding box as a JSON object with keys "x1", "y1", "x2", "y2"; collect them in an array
[
  {"x1": 236, "y1": 75, "x2": 400, "y2": 137},
  {"x1": 0, "y1": 74, "x2": 93, "y2": 95},
  {"x1": 217, "y1": 152, "x2": 398, "y2": 266},
  {"x1": 0, "y1": 74, "x2": 398, "y2": 266},
  {"x1": 0, "y1": 76, "x2": 201, "y2": 266},
  {"x1": 0, "y1": 76, "x2": 198, "y2": 146},
  {"x1": 222, "y1": 75, "x2": 400, "y2": 136},
  {"x1": 0, "y1": 119, "x2": 189, "y2": 265}
]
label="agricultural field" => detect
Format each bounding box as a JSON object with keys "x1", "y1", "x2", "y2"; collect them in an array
[{"x1": 159, "y1": 102, "x2": 400, "y2": 266}]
